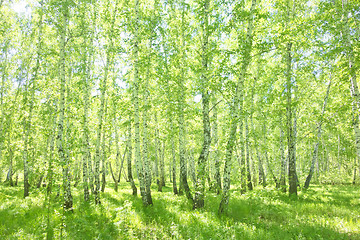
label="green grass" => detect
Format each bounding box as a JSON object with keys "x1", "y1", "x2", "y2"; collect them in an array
[{"x1": 1, "y1": 182, "x2": 359, "y2": 239}]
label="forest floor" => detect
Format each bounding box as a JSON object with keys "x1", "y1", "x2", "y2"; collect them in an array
[{"x1": 0, "y1": 181, "x2": 359, "y2": 239}]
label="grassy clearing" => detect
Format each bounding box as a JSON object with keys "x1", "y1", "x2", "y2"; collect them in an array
[{"x1": 0, "y1": 182, "x2": 359, "y2": 239}]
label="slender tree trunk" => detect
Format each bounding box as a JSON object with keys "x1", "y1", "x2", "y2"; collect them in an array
[
  {"x1": 245, "y1": 114, "x2": 253, "y2": 191},
  {"x1": 109, "y1": 145, "x2": 126, "y2": 192},
  {"x1": 22, "y1": 52, "x2": 31, "y2": 198},
  {"x1": 94, "y1": 44, "x2": 110, "y2": 204},
  {"x1": 255, "y1": 140, "x2": 266, "y2": 187},
  {"x1": 23, "y1": 8, "x2": 43, "y2": 198},
  {"x1": 0, "y1": 46, "x2": 8, "y2": 181},
  {"x1": 279, "y1": 123, "x2": 286, "y2": 192},
  {"x1": 263, "y1": 122, "x2": 278, "y2": 187},
  {"x1": 101, "y1": 101, "x2": 108, "y2": 193},
  {"x1": 88, "y1": 153, "x2": 95, "y2": 194},
  {"x1": 170, "y1": 120, "x2": 178, "y2": 195},
  {"x1": 179, "y1": 102, "x2": 192, "y2": 199},
  {"x1": 7, "y1": 148, "x2": 13, "y2": 186},
  {"x1": 353, "y1": 157, "x2": 357, "y2": 184},
  {"x1": 118, "y1": 146, "x2": 127, "y2": 182},
  {"x1": 189, "y1": 150, "x2": 197, "y2": 188},
  {"x1": 154, "y1": 113, "x2": 161, "y2": 191},
  {"x1": 160, "y1": 140, "x2": 166, "y2": 188},
  {"x1": 109, "y1": 161, "x2": 118, "y2": 192},
  {"x1": 341, "y1": 0, "x2": 360, "y2": 176},
  {"x1": 178, "y1": 8, "x2": 192, "y2": 200},
  {"x1": 285, "y1": 41, "x2": 297, "y2": 196},
  {"x1": 133, "y1": 0, "x2": 148, "y2": 206},
  {"x1": 212, "y1": 98, "x2": 222, "y2": 194},
  {"x1": 304, "y1": 79, "x2": 331, "y2": 189},
  {"x1": 194, "y1": 0, "x2": 211, "y2": 210},
  {"x1": 338, "y1": 135, "x2": 341, "y2": 173},
  {"x1": 112, "y1": 113, "x2": 120, "y2": 192},
  {"x1": 127, "y1": 116, "x2": 137, "y2": 196},
  {"x1": 239, "y1": 102, "x2": 246, "y2": 193},
  {"x1": 218, "y1": 0, "x2": 256, "y2": 214},
  {"x1": 47, "y1": 102, "x2": 57, "y2": 195},
  {"x1": 81, "y1": 34, "x2": 90, "y2": 202},
  {"x1": 169, "y1": 155, "x2": 172, "y2": 183},
  {"x1": 57, "y1": 2, "x2": 73, "y2": 210},
  {"x1": 46, "y1": 102, "x2": 57, "y2": 239},
  {"x1": 142, "y1": 68, "x2": 153, "y2": 205}
]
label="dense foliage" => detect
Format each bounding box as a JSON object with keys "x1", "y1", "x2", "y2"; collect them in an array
[{"x1": 0, "y1": 0, "x2": 359, "y2": 238}]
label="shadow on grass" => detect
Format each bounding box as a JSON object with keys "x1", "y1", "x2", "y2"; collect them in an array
[
  {"x1": 1, "y1": 182, "x2": 359, "y2": 239},
  {"x1": 0, "y1": 185, "x2": 47, "y2": 239}
]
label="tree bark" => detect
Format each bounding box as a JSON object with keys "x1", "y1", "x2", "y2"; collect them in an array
[
  {"x1": 244, "y1": 114, "x2": 253, "y2": 191},
  {"x1": 154, "y1": 113, "x2": 161, "y2": 191},
  {"x1": 101, "y1": 101, "x2": 108, "y2": 193},
  {"x1": 285, "y1": 41, "x2": 297, "y2": 196},
  {"x1": 304, "y1": 79, "x2": 331, "y2": 189},
  {"x1": 160, "y1": 140, "x2": 166, "y2": 188},
  {"x1": 279, "y1": 121, "x2": 286, "y2": 192},
  {"x1": 341, "y1": 0, "x2": 360, "y2": 178},
  {"x1": 178, "y1": 4, "x2": 192, "y2": 200},
  {"x1": 212, "y1": 98, "x2": 222, "y2": 194},
  {"x1": 81, "y1": 24, "x2": 91, "y2": 202},
  {"x1": 127, "y1": 116, "x2": 137, "y2": 196},
  {"x1": 194, "y1": 0, "x2": 211, "y2": 210},
  {"x1": 170, "y1": 120, "x2": 178, "y2": 195},
  {"x1": 142, "y1": 61, "x2": 153, "y2": 205},
  {"x1": 218, "y1": 0, "x2": 256, "y2": 214},
  {"x1": 0, "y1": 44, "x2": 8, "y2": 183},
  {"x1": 239, "y1": 98, "x2": 246, "y2": 193},
  {"x1": 132, "y1": 0, "x2": 148, "y2": 206},
  {"x1": 263, "y1": 122, "x2": 278, "y2": 188},
  {"x1": 57, "y1": 1, "x2": 73, "y2": 210},
  {"x1": 22, "y1": 7, "x2": 43, "y2": 198}
]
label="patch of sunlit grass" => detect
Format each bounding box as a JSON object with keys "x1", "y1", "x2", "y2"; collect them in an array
[{"x1": 1, "y1": 182, "x2": 359, "y2": 239}]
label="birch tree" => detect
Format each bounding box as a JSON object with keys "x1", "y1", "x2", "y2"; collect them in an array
[
  {"x1": 57, "y1": 0, "x2": 73, "y2": 210},
  {"x1": 193, "y1": 0, "x2": 211, "y2": 210},
  {"x1": 219, "y1": 0, "x2": 256, "y2": 214},
  {"x1": 304, "y1": 79, "x2": 332, "y2": 189}
]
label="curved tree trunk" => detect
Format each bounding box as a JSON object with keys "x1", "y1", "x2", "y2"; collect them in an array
[{"x1": 304, "y1": 79, "x2": 331, "y2": 189}]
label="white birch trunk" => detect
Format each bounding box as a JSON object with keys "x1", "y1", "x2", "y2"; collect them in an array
[
  {"x1": 304, "y1": 79, "x2": 331, "y2": 189},
  {"x1": 219, "y1": 0, "x2": 256, "y2": 214},
  {"x1": 127, "y1": 116, "x2": 137, "y2": 196},
  {"x1": 133, "y1": 0, "x2": 148, "y2": 206},
  {"x1": 342, "y1": 0, "x2": 360, "y2": 175},
  {"x1": 57, "y1": 2, "x2": 73, "y2": 210},
  {"x1": 194, "y1": 0, "x2": 211, "y2": 210}
]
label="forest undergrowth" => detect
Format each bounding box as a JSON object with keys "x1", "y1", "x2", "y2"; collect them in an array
[{"x1": 1, "y1": 182, "x2": 359, "y2": 240}]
